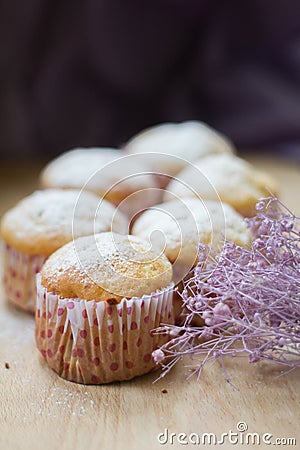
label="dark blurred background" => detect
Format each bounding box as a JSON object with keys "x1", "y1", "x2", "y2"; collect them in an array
[{"x1": 0, "y1": 0, "x2": 300, "y2": 162}]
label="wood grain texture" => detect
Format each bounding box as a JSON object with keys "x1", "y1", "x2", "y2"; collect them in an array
[{"x1": 0, "y1": 155, "x2": 299, "y2": 450}]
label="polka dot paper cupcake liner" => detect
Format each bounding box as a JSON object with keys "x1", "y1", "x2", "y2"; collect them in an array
[
  {"x1": 35, "y1": 275, "x2": 174, "y2": 384},
  {"x1": 2, "y1": 244, "x2": 46, "y2": 313}
]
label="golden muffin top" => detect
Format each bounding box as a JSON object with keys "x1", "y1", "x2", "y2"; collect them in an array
[
  {"x1": 1, "y1": 189, "x2": 128, "y2": 256},
  {"x1": 164, "y1": 153, "x2": 278, "y2": 216},
  {"x1": 41, "y1": 232, "x2": 173, "y2": 302},
  {"x1": 40, "y1": 147, "x2": 159, "y2": 204},
  {"x1": 132, "y1": 198, "x2": 251, "y2": 271},
  {"x1": 125, "y1": 121, "x2": 235, "y2": 176}
]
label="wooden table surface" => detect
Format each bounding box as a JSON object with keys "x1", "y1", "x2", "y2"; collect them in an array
[{"x1": 0, "y1": 155, "x2": 299, "y2": 450}]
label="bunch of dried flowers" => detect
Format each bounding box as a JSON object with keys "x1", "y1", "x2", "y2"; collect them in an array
[{"x1": 153, "y1": 197, "x2": 300, "y2": 381}]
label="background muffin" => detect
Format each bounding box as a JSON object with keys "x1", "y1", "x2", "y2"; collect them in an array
[
  {"x1": 132, "y1": 197, "x2": 250, "y2": 278},
  {"x1": 125, "y1": 121, "x2": 235, "y2": 185},
  {"x1": 1, "y1": 189, "x2": 128, "y2": 312},
  {"x1": 36, "y1": 232, "x2": 174, "y2": 384},
  {"x1": 40, "y1": 147, "x2": 161, "y2": 220},
  {"x1": 131, "y1": 197, "x2": 251, "y2": 322},
  {"x1": 164, "y1": 153, "x2": 278, "y2": 216}
]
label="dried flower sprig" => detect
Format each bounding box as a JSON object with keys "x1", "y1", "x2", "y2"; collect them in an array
[{"x1": 152, "y1": 197, "x2": 300, "y2": 381}]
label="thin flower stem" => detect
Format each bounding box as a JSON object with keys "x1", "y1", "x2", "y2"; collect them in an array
[{"x1": 152, "y1": 197, "x2": 300, "y2": 383}]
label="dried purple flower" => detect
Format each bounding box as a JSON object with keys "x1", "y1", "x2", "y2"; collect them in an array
[{"x1": 153, "y1": 197, "x2": 300, "y2": 381}]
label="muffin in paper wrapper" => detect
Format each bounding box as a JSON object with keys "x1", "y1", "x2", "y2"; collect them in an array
[
  {"x1": 2, "y1": 244, "x2": 46, "y2": 313},
  {"x1": 115, "y1": 188, "x2": 162, "y2": 225},
  {"x1": 35, "y1": 274, "x2": 174, "y2": 384}
]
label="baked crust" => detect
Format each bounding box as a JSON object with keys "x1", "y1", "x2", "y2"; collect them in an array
[
  {"x1": 1, "y1": 189, "x2": 128, "y2": 255},
  {"x1": 40, "y1": 147, "x2": 159, "y2": 205},
  {"x1": 164, "y1": 153, "x2": 278, "y2": 216},
  {"x1": 126, "y1": 121, "x2": 235, "y2": 176},
  {"x1": 132, "y1": 198, "x2": 251, "y2": 267},
  {"x1": 41, "y1": 232, "x2": 172, "y2": 302}
]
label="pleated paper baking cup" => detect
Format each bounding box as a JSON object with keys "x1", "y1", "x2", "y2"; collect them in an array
[
  {"x1": 35, "y1": 275, "x2": 174, "y2": 384},
  {"x1": 2, "y1": 244, "x2": 46, "y2": 313}
]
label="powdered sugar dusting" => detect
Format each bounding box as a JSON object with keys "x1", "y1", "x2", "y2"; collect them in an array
[
  {"x1": 132, "y1": 198, "x2": 251, "y2": 267},
  {"x1": 164, "y1": 153, "x2": 278, "y2": 214},
  {"x1": 40, "y1": 147, "x2": 159, "y2": 194},
  {"x1": 41, "y1": 232, "x2": 172, "y2": 301},
  {"x1": 126, "y1": 121, "x2": 235, "y2": 175},
  {"x1": 41, "y1": 147, "x2": 122, "y2": 187},
  {"x1": 1, "y1": 189, "x2": 128, "y2": 255}
]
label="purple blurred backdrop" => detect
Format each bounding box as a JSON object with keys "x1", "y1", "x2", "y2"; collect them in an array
[{"x1": 0, "y1": 0, "x2": 299, "y2": 161}]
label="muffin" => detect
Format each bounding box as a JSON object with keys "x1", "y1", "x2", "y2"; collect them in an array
[
  {"x1": 40, "y1": 147, "x2": 161, "y2": 220},
  {"x1": 35, "y1": 232, "x2": 174, "y2": 384},
  {"x1": 164, "y1": 153, "x2": 278, "y2": 216},
  {"x1": 1, "y1": 189, "x2": 128, "y2": 312},
  {"x1": 125, "y1": 121, "x2": 235, "y2": 186},
  {"x1": 131, "y1": 197, "x2": 251, "y2": 322}
]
